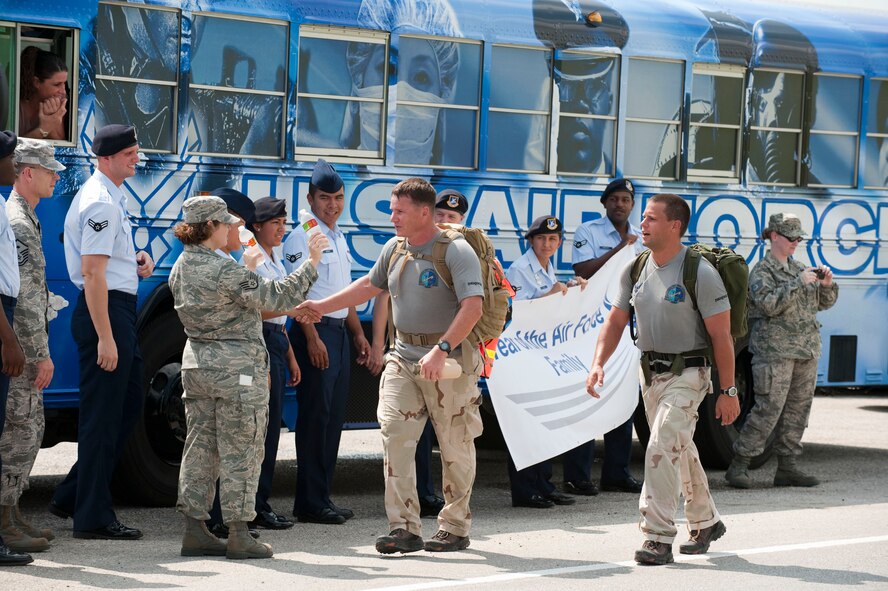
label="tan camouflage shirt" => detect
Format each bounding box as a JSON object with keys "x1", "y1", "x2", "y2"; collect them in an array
[
  {"x1": 169, "y1": 244, "x2": 317, "y2": 371},
  {"x1": 7, "y1": 190, "x2": 49, "y2": 362},
  {"x1": 748, "y1": 251, "x2": 839, "y2": 361}
]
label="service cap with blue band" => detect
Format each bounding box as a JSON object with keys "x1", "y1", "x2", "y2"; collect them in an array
[
  {"x1": 435, "y1": 189, "x2": 468, "y2": 215},
  {"x1": 13, "y1": 138, "x2": 66, "y2": 172},
  {"x1": 600, "y1": 177, "x2": 635, "y2": 204},
  {"x1": 92, "y1": 124, "x2": 138, "y2": 157},
  {"x1": 0, "y1": 130, "x2": 17, "y2": 159},
  {"x1": 525, "y1": 215, "x2": 563, "y2": 239},
  {"x1": 253, "y1": 196, "x2": 287, "y2": 223},
  {"x1": 182, "y1": 195, "x2": 239, "y2": 225},
  {"x1": 209, "y1": 187, "x2": 255, "y2": 225},
  {"x1": 311, "y1": 158, "x2": 343, "y2": 193}
]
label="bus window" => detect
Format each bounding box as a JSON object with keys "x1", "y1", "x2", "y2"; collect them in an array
[
  {"x1": 688, "y1": 65, "x2": 744, "y2": 181},
  {"x1": 747, "y1": 68, "x2": 804, "y2": 186},
  {"x1": 295, "y1": 28, "x2": 388, "y2": 162},
  {"x1": 188, "y1": 13, "x2": 288, "y2": 159},
  {"x1": 96, "y1": 2, "x2": 179, "y2": 153},
  {"x1": 394, "y1": 35, "x2": 481, "y2": 170},
  {"x1": 17, "y1": 25, "x2": 77, "y2": 145},
  {"x1": 487, "y1": 45, "x2": 552, "y2": 174},
  {"x1": 807, "y1": 74, "x2": 861, "y2": 188},
  {"x1": 624, "y1": 58, "x2": 683, "y2": 180},
  {"x1": 554, "y1": 51, "x2": 619, "y2": 177},
  {"x1": 863, "y1": 78, "x2": 888, "y2": 189},
  {"x1": 0, "y1": 24, "x2": 13, "y2": 131}
]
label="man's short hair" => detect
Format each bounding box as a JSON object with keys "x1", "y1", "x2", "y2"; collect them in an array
[
  {"x1": 392, "y1": 177, "x2": 436, "y2": 208},
  {"x1": 649, "y1": 193, "x2": 691, "y2": 236}
]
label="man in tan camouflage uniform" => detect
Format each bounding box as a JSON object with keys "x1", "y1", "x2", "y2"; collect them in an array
[
  {"x1": 0, "y1": 139, "x2": 65, "y2": 553},
  {"x1": 726, "y1": 213, "x2": 838, "y2": 489},
  {"x1": 170, "y1": 195, "x2": 325, "y2": 560},
  {"x1": 297, "y1": 178, "x2": 484, "y2": 554},
  {"x1": 587, "y1": 194, "x2": 740, "y2": 566}
]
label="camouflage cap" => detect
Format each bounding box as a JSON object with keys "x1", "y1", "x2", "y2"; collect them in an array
[
  {"x1": 763, "y1": 213, "x2": 805, "y2": 241},
  {"x1": 13, "y1": 138, "x2": 66, "y2": 172},
  {"x1": 182, "y1": 195, "x2": 239, "y2": 224}
]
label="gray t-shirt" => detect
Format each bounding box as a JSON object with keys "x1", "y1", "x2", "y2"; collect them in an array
[
  {"x1": 369, "y1": 231, "x2": 484, "y2": 361},
  {"x1": 614, "y1": 246, "x2": 730, "y2": 353}
]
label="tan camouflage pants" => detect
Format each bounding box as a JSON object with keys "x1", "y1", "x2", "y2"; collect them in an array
[
  {"x1": 640, "y1": 366, "x2": 721, "y2": 543},
  {"x1": 0, "y1": 365, "x2": 44, "y2": 506},
  {"x1": 378, "y1": 352, "x2": 483, "y2": 538},
  {"x1": 177, "y1": 367, "x2": 268, "y2": 524},
  {"x1": 734, "y1": 357, "x2": 818, "y2": 458}
]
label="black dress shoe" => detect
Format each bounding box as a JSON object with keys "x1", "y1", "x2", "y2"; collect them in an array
[
  {"x1": 0, "y1": 542, "x2": 33, "y2": 566},
  {"x1": 329, "y1": 503, "x2": 354, "y2": 520},
  {"x1": 419, "y1": 495, "x2": 445, "y2": 518},
  {"x1": 73, "y1": 520, "x2": 142, "y2": 540},
  {"x1": 511, "y1": 494, "x2": 554, "y2": 509},
  {"x1": 564, "y1": 480, "x2": 600, "y2": 496},
  {"x1": 295, "y1": 507, "x2": 346, "y2": 525},
  {"x1": 48, "y1": 501, "x2": 73, "y2": 519},
  {"x1": 546, "y1": 491, "x2": 576, "y2": 505},
  {"x1": 250, "y1": 510, "x2": 294, "y2": 530},
  {"x1": 601, "y1": 476, "x2": 643, "y2": 493},
  {"x1": 207, "y1": 522, "x2": 260, "y2": 539}
]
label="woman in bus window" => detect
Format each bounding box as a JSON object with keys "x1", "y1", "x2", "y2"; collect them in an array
[{"x1": 19, "y1": 47, "x2": 68, "y2": 141}]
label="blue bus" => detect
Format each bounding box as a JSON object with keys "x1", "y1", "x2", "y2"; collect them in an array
[{"x1": 2, "y1": 0, "x2": 885, "y2": 505}]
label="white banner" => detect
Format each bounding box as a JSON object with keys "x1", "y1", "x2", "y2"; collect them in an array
[{"x1": 487, "y1": 247, "x2": 640, "y2": 470}]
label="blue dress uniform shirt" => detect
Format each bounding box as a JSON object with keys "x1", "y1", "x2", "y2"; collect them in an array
[
  {"x1": 251, "y1": 246, "x2": 288, "y2": 325},
  {"x1": 281, "y1": 217, "x2": 351, "y2": 319},
  {"x1": 571, "y1": 215, "x2": 643, "y2": 265},
  {"x1": 506, "y1": 248, "x2": 557, "y2": 301},
  {"x1": 63, "y1": 171, "x2": 138, "y2": 294},
  {"x1": 0, "y1": 197, "x2": 20, "y2": 297}
]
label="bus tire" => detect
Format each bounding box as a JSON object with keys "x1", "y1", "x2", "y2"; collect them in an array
[{"x1": 113, "y1": 311, "x2": 187, "y2": 506}]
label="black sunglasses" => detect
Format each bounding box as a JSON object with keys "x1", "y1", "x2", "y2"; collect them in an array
[{"x1": 777, "y1": 233, "x2": 803, "y2": 243}]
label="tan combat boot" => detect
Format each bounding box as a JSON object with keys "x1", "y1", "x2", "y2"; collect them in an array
[
  {"x1": 181, "y1": 516, "x2": 227, "y2": 557},
  {"x1": 0, "y1": 505, "x2": 49, "y2": 552},
  {"x1": 226, "y1": 521, "x2": 273, "y2": 560},
  {"x1": 774, "y1": 455, "x2": 819, "y2": 487},
  {"x1": 14, "y1": 504, "x2": 55, "y2": 541},
  {"x1": 725, "y1": 455, "x2": 752, "y2": 489}
]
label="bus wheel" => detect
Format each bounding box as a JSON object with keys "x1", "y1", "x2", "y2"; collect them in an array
[
  {"x1": 113, "y1": 311, "x2": 186, "y2": 506},
  {"x1": 693, "y1": 348, "x2": 773, "y2": 469}
]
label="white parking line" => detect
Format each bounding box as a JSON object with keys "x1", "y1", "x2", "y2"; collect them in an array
[{"x1": 362, "y1": 534, "x2": 888, "y2": 591}]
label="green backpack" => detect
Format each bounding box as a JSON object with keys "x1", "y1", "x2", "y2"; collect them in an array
[{"x1": 630, "y1": 244, "x2": 749, "y2": 341}]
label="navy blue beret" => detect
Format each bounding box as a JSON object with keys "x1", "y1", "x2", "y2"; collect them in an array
[
  {"x1": 92, "y1": 124, "x2": 138, "y2": 156},
  {"x1": 525, "y1": 215, "x2": 563, "y2": 239},
  {"x1": 253, "y1": 196, "x2": 287, "y2": 223},
  {"x1": 310, "y1": 158, "x2": 343, "y2": 194},
  {"x1": 435, "y1": 189, "x2": 468, "y2": 215},
  {"x1": 0, "y1": 130, "x2": 17, "y2": 159},
  {"x1": 600, "y1": 178, "x2": 635, "y2": 204},
  {"x1": 209, "y1": 187, "x2": 255, "y2": 224}
]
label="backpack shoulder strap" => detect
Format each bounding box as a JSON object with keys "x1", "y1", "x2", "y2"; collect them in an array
[
  {"x1": 431, "y1": 229, "x2": 458, "y2": 290},
  {"x1": 683, "y1": 247, "x2": 702, "y2": 312},
  {"x1": 630, "y1": 250, "x2": 651, "y2": 285}
]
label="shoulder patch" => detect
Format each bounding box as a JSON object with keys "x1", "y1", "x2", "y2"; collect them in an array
[
  {"x1": 239, "y1": 276, "x2": 259, "y2": 291},
  {"x1": 574, "y1": 239, "x2": 587, "y2": 249},
  {"x1": 16, "y1": 239, "x2": 28, "y2": 266},
  {"x1": 87, "y1": 218, "x2": 109, "y2": 232},
  {"x1": 286, "y1": 252, "x2": 302, "y2": 263}
]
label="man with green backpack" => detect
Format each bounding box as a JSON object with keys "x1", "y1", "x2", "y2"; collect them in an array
[{"x1": 585, "y1": 193, "x2": 740, "y2": 566}]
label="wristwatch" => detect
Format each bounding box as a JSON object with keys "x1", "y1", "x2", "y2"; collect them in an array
[
  {"x1": 720, "y1": 386, "x2": 738, "y2": 398},
  {"x1": 436, "y1": 340, "x2": 451, "y2": 353}
]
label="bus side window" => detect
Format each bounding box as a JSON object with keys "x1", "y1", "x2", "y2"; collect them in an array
[
  {"x1": 807, "y1": 74, "x2": 861, "y2": 188},
  {"x1": 0, "y1": 24, "x2": 13, "y2": 131},
  {"x1": 188, "y1": 13, "x2": 288, "y2": 159},
  {"x1": 688, "y1": 65, "x2": 745, "y2": 182},
  {"x1": 863, "y1": 78, "x2": 888, "y2": 189},
  {"x1": 96, "y1": 2, "x2": 180, "y2": 153},
  {"x1": 624, "y1": 57, "x2": 684, "y2": 181},
  {"x1": 554, "y1": 51, "x2": 619, "y2": 177},
  {"x1": 746, "y1": 68, "x2": 805, "y2": 186},
  {"x1": 17, "y1": 25, "x2": 77, "y2": 144},
  {"x1": 487, "y1": 45, "x2": 552, "y2": 174},
  {"x1": 294, "y1": 26, "x2": 388, "y2": 162}
]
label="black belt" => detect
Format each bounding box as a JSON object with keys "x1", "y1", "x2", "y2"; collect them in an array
[
  {"x1": 318, "y1": 316, "x2": 346, "y2": 328},
  {"x1": 0, "y1": 294, "x2": 16, "y2": 307},
  {"x1": 647, "y1": 354, "x2": 709, "y2": 374},
  {"x1": 262, "y1": 321, "x2": 286, "y2": 334},
  {"x1": 108, "y1": 290, "x2": 137, "y2": 303}
]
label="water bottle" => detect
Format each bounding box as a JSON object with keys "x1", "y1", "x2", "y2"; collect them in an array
[
  {"x1": 298, "y1": 209, "x2": 334, "y2": 253},
  {"x1": 238, "y1": 226, "x2": 266, "y2": 266}
]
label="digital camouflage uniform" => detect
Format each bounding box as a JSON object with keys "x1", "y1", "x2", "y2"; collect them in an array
[
  {"x1": 0, "y1": 191, "x2": 49, "y2": 506},
  {"x1": 170, "y1": 242, "x2": 317, "y2": 524},
  {"x1": 734, "y1": 251, "x2": 839, "y2": 459}
]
